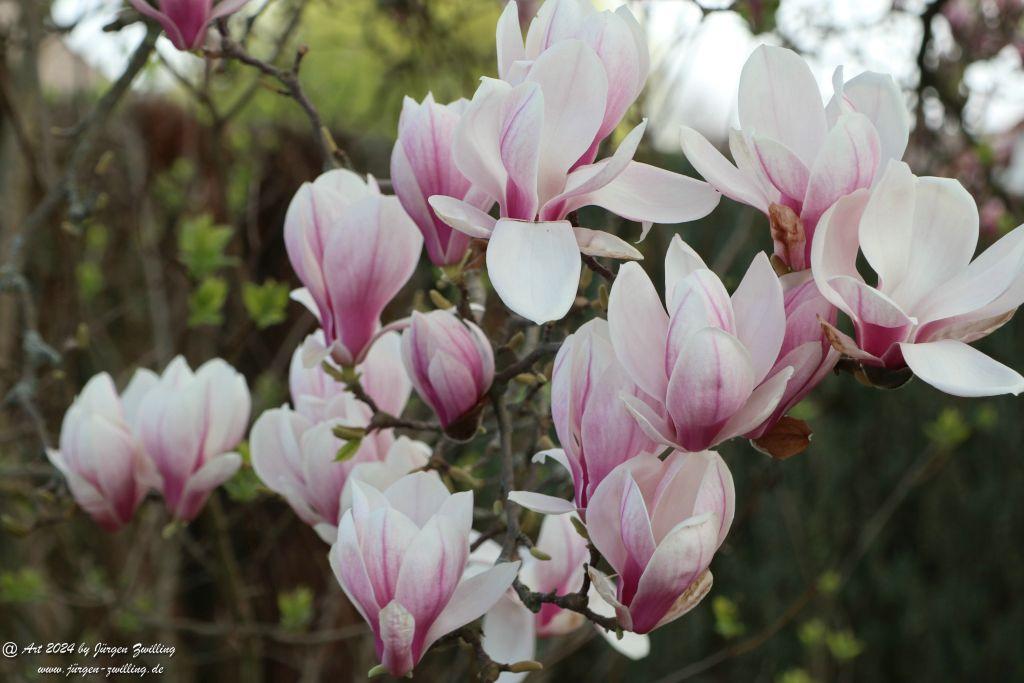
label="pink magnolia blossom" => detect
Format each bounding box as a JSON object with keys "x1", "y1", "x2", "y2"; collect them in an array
[
  {"x1": 811, "y1": 160, "x2": 1024, "y2": 396},
  {"x1": 429, "y1": 39, "x2": 719, "y2": 323},
  {"x1": 508, "y1": 319, "x2": 658, "y2": 516},
  {"x1": 135, "y1": 357, "x2": 250, "y2": 521},
  {"x1": 285, "y1": 169, "x2": 423, "y2": 367},
  {"x1": 585, "y1": 451, "x2": 735, "y2": 634},
  {"x1": 329, "y1": 473, "x2": 520, "y2": 677},
  {"x1": 746, "y1": 271, "x2": 840, "y2": 439},
  {"x1": 251, "y1": 397, "x2": 430, "y2": 543},
  {"x1": 476, "y1": 515, "x2": 649, "y2": 678},
  {"x1": 400, "y1": 310, "x2": 494, "y2": 438},
  {"x1": 607, "y1": 236, "x2": 795, "y2": 452},
  {"x1": 681, "y1": 44, "x2": 909, "y2": 270},
  {"x1": 47, "y1": 371, "x2": 158, "y2": 531},
  {"x1": 129, "y1": 0, "x2": 249, "y2": 51},
  {"x1": 391, "y1": 94, "x2": 490, "y2": 266},
  {"x1": 496, "y1": 0, "x2": 650, "y2": 165}
]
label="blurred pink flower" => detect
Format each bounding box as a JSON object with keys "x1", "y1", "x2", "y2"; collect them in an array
[
  {"x1": 329, "y1": 473, "x2": 519, "y2": 677},
  {"x1": 400, "y1": 310, "x2": 494, "y2": 438},
  {"x1": 391, "y1": 94, "x2": 490, "y2": 266},
  {"x1": 812, "y1": 160, "x2": 1024, "y2": 396},
  {"x1": 135, "y1": 357, "x2": 250, "y2": 521},
  {"x1": 129, "y1": 0, "x2": 249, "y2": 51},
  {"x1": 681, "y1": 45, "x2": 909, "y2": 270},
  {"x1": 48, "y1": 371, "x2": 158, "y2": 531},
  {"x1": 285, "y1": 169, "x2": 422, "y2": 367},
  {"x1": 585, "y1": 451, "x2": 734, "y2": 634},
  {"x1": 607, "y1": 236, "x2": 795, "y2": 452}
]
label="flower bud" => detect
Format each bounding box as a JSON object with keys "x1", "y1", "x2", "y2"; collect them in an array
[{"x1": 400, "y1": 310, "x2": 495, "y2": 440}]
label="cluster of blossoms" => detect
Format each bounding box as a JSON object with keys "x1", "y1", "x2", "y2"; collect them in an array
[
  {"x1": 55, "y1": 0, "x2": 1024, "y2": 678},
  {"x1": 50, "y1": 357, "x2": 249, "y2": 528}
]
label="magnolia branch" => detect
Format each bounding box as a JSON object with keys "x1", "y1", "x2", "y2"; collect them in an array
[{"x1": 213, "y1": 20, "x2": 350, "y2": 170}]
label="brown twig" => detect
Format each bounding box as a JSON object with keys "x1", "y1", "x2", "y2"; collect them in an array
[{"x1": 213, "y1": 20, "x2": 350, "y2": 170}]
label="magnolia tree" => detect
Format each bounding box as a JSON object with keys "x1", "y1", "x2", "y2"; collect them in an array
[{"x1": 38, "y1": 0, "x2": 1024, "y2": 680}]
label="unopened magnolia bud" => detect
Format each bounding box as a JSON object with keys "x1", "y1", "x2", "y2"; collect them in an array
[
  {"x1": 579, "y1": 266, "x2": 594, "y2": 289},
  {"x1": 429, "y1": 289, "x2": 454, "y2": 310},
  {"x1": 367, "y1": 664, "x2": 388, "y2": 678},
  {"x1": 506, "y1": 330, "x2": 526, "y2": 352},
  {"x1": 529, "y1": 547, "x2": 551, "y2": 561},
  {"x1": 598, "y1": 283, "x2": 609, "y2": 310},
  {"x1": 506, "y1": 660, "x2": 544, "y2": 673},
  {"x1": 332, "y1": 425, "x2": 366, "y2": 441},
  {"x1": 570, "y1": 516, "x2": 589, "y2": 541},
  {"x1": 492, "y1": 500, "x2": 503, "y2": 517},
  {"x1": 448, "y1": 466, "x2": 482, "y2": 489},
  {"x1": 513, "y1": 373, "x2": 538, "y2": 386}
]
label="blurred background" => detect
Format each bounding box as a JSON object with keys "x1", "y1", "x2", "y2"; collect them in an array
[{"x1": 1, "y1": 0, "x2": 1023, "y2": 681}]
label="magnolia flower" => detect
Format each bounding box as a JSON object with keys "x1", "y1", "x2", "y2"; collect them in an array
[
  {"x1": 285, "y1": 169, "x2": 423, "y2": 367},
  {"x1": 811, "y1": 160, "x2": 1024, "y2": 396},
  {"x1": 329, "y1": 473, "x2": 520, "y2": 677},
  {"x1": 289, "y1": 331, "x2": 412, "y2": 424},
  {"x1": 429, "y1": 40, "x2": 719, "y2": 324},
  {"x1": 47, "y1": 372, "x2": 158, "y2": 531},
  {"x1": 508, "y1": 319, "x2": 658, "y2": 516},
  {"x1": 586, "y1": 451, "x2": 734, "y2": 634},
  {"x1": 496, "y1": 0, "x2": 649, "y2": 165},
  {"x1": 129, "y1": 0, "x2": 249, "y2": 51},
  {"x1": 681, "y1": 44, "x2": 909, "y2": 270},
  {"x1": 401, "y1": 310, "x2": 494, "y2": 439},
  {"x1": 251, "y1": 396, "x2": 429, "y2": 542},
  {"x1": 747, "y1": 271, "x2": 839, "y2": 439},
  {"x1": 136, "y1": 357, "x2": 250, "y2": 521},
  {"x1": 477, "y1": 515, "x2": 649, "y2": 680},
  {"x1": 391, "y1": 94, "x2": 491, "y2": 266},
  {"x1": 607, "y1": 236, "x2": 794, "y2": 452}
]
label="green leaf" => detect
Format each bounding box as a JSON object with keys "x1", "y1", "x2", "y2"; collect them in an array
[
  {"x1": 278, "y1": 586, "x2": 314, "y2": 632},
  {"x1": 224, "y1": 460, "x2": 264, "y2": 504},
  {"x1": 825, "y1": 629, "x2": 865, "y2": 661},
  {"x1": 178, "y1": 214, "x2": 235, "y2": 279},
  {"x1": 76, "y1": 261, "x2": 104, "y2": 303},
  {"x1": 188, "y1": 276, "x2": 228, "y2": 327},
  {"x1": 776, "y1": 668, "x2": 814, "y2": 683},
  {"x1": 712, "y1": 595, "x2": 746, "y2": 639},
  {"x1": 0, "y1": 568, "x2": 47, "y2": 604},
  {"x1": 798, "y1": 618, "x2": 826, "y2": 647},
  {"x1": 335, "y1": 438, "x2": 363, "y2": 462},
  {"x1": 923, "y1": 407, "x2": 970, "y2": 450},
  {"x1": 817, "y1": 570, "x2": 841, "y2": 595},
  {"x1": 243, "y1": 279, "x2": 290, "y2": 329}
]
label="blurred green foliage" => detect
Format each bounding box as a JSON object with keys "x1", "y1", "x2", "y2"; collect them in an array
[
  {"x1": 188, "y1": 276, "x2": 229, "y2": 327},
  {"x1": 243, "y1": 279, "x2": 290, "y2": 329},
  {"x1": 277, "y1": 586, "x2": 314, "y2": 632},
  {"x1": 179, "y1": 214, "x2": 236, "y2": 280},
  {"x1": 0, "y1": 568, "x2": 46, "y2": 604}
]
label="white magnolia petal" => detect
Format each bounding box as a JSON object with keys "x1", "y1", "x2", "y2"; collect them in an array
[
  {"x1": 900, "y1": 340, "x2": 1024, "y2": 397},
  {"x1": 486, "y1": 219, "x2": 581, "y2": 324}
]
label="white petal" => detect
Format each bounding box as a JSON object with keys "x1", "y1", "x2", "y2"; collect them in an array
[
  {"x1": 428, "y1": 195, "x2": 497, "y2": 239},
  {"x1": 486, "y1": 219, "x2": 581, "y2": 324},
  {"x1": 738, "y1": 45, "x2": 828, "y2": 166},
  {"x1": 900, "y1": 340, "x2": 1024, "y2": 397}
]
